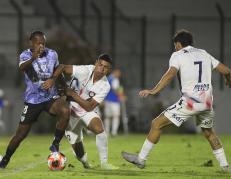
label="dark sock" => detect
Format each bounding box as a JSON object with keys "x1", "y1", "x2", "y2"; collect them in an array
[
  {"x1": 5, "y1": 147, "x2": 15, "y2": 160},
  {"x1": 52, "y1": 128, "x2": 65, "y2": 145},
  {"x1": 73, "y1": 142, "x2": 85, "y2": 159},
  {"x1": 0, "y1": 148, "x2": 14, "y2": 167}
]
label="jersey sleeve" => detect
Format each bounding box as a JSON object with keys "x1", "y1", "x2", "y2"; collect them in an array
[
  {"x1": 93, "y1": 82, "x2": 110, "y2": 104},
  {"x1": 169, "y1": 53, "x2": 180, "y2": 70},
  {"x1": 208, "y1": 54, "x2": 220, "y2": 69},
  {"x1": 19, "y1": 51, "x2": 31, "y2": 67},
  {"x1": 72, "y1": 65, "x2": 90, "y2": 79}
]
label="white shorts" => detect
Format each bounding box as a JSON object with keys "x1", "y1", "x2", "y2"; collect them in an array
[
  {"x1": 164, "y1": 98, "x2": 214, "y2": 128},
  {"x1": 65, "y1": 111, "x2": 100, "y2": 144},
  {"x1": 104, "y1": 101, "x2": 120, "y2": 118}
]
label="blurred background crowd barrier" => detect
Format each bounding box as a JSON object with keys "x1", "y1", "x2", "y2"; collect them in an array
[{"x1": 0, "y1": 0, "x2": 231, "y2": 134}]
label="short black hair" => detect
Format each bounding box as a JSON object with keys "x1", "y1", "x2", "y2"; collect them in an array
[
  {"x1": 29, "y1": 31, "x2": 45, "y2": 40},
  {"x1": 98, "y1": 54, "x2": 113, "y2": 65},
  {"x1": 173, "y1": 29, "x2": 193, "y2": 47}
]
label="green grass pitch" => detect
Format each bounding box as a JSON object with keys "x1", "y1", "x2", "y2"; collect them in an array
[{"x1": 0, "y1": 134, "x2": 230, "y2": 179}]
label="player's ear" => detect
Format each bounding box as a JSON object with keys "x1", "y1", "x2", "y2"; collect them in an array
[{"x1": 107, "y1": 66, "x2": 112, "y2": 75}]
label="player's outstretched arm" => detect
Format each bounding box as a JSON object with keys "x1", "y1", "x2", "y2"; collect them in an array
[
  {"x1": 215, "y1": 63, "x2": 231, "y2": 88},
  {"x1": 139, "y1": 67, "x2": 178, "y2": 97},
  {"x1": 42, "y1": 64, "x2": 74, "y2": 90},
  {"x1": 42, "y1": 64, "x2": 66, "y2": 90}
]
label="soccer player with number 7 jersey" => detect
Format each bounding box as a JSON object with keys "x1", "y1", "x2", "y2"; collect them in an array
[{"x1": 122, "y1": 29, "x2": 231, "y2": 172}]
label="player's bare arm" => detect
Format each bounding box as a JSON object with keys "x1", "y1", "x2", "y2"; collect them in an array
[
  {"x1": 42, "y1": 64, "x2": 72, "y2": 90},
  {"x1": 65, "y1": 87, "x2": 99, "y2": 111},
  {"x1": 215, "y1": 63, "x2": 231, "y2": 88},
  {"x1": 139, "y1": 67, "x2": 178, "y2": 97},
  {"x1": 19, "y1": 45, "x2": 43, "y2": 71},
  {"x1": 42, "y1": 64, "x2": 64, "y2": 90}
]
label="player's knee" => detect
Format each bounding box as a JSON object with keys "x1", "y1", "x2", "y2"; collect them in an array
[
  {"x1": 88, "y1": 118, "x2": 104, "y2": 134},
  {"x1": 59, "y1": 106, "x2": 70, "y2": 119},
  {"x1": 151, "y1": 119, "x2": 162, "y2": 130},
  {"x1": 94, "y1": 126, "x2": 104, "y2": 134},
  {"x1": 91, "y1": 123, "x2": 104, "y2": 134}
]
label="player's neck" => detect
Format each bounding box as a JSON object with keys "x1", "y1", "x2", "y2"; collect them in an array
[{"x1": 92, "y1": 72, "x2": 103, "y2": 83}]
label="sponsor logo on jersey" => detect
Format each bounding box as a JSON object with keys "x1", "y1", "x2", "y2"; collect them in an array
[
  {"x1": 172, "y1": 113, "x2": 184, "y2": 123},
  {"x1": 193, "y1": 83, "x2": 209, "y2": 92}
]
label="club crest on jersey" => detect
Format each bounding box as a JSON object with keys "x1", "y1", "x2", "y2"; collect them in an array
[
  {"x1": 89, "y1": 91, "x2": 96, "y2": 97},
  {"x1": 41, "y1": 63, "x2": 47, "y2": 72}
]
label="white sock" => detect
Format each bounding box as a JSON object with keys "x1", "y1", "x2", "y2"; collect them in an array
[
  {"x1": 138, "y1": 139, "x2": 154, "y2": 161},
  {"x1": 96, "y1": 131, "x2": 108, "y2": 165},
  {"x1": 112, "y1": 116, "x2": 120, "y2": 136},
  {"x1": 213, "y1": 148, "x2": 229, "y2": 167}
]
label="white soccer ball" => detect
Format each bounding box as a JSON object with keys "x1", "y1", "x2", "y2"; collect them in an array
[{"x1": 47, "y1": 152, "x2": 67, "y2": 171}]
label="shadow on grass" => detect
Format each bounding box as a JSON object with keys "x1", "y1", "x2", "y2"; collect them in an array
[
  {"x1": 153, "y1": 170, "x2": 231, "y2": 178},
  {"x1": 78, "y1": 169, "x2": 154, "y2": 176},
  {"x1": 66, "y1": 168, "x2": 231, "y2": 178}
]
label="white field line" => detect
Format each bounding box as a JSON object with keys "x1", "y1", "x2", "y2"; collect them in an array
[{"x1": 0, "y1": 148, "x2": 73, "y2": 178}]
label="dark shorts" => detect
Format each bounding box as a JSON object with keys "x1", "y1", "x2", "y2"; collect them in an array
[{"x1": 20, "y1": 98, "x2": 57, "y2": 124}]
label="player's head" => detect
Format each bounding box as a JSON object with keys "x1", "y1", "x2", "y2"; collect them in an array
[
  {"x1": 29, "y1": 30, "x2": 46, "y2": 53},
  {"x1": 173, "y1": 29, "x2": 193, "y2": 51},
  {"x1": 94, "y1": 54, "x2": 112, "y2": 77}
]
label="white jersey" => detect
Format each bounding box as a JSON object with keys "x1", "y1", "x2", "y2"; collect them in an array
[
  {"x1": 69, "y1": 65, "x2": 110, "y2": 117},
  {"x1": 169, "y1": 46, "x2": 220, "y2": 110}
]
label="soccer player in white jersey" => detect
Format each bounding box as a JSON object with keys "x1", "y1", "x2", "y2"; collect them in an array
[
  {"x1": 122, "y1": 29, "x2": 231, "y2": 172},
  {"x1": 55, "y1": 54, "x2": 118, "y2": 170}
]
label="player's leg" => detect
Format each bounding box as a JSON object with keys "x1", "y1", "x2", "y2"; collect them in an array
[
  {"x1": 201, "y1": 127, "x2": 230, "y2": 171},
  {"x1": 88, "y1": 117, "x2": 107, "y2": 164},
  {"x1": 48, "y1": 97, "x2": 70, "y2": 152},
  {"x1": 198, "y1": 110, "x2": 230, "y2": 172},
  {"x1": 122, "y1": 113, "x2": 172, "y2": 168},
  {"x1": 71, "y1": 141, "x2": 91, "y2": 169},
  {"x1": 122, "y1": 98, "x2": 186, "y2": 168},
  {"x1": 65, "y1": 117, "x2": 91, "y2": 169},
  {"x1": 111, "y1": 103, "x2": 120, "y2": 136},
  {"x1": 0, "y1": 123, "x2": 32, "y2": 168},
  {"x1": 87, "y1": 113, "x2": 118, "y2": 169},
  {"x1": 0, "y1": 103, "x2": 41, "y2": 168}
]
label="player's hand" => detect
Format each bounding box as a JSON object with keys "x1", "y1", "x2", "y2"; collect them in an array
[
  {"x1": 139, "y1": 89, "x2": 152, "y2": 97},
  {"x1": 32, "y1": 44, "x2": 44, "y2": 59},
  {"x1": 42, "y1": 78, "x2": 55, "y2": 90}
]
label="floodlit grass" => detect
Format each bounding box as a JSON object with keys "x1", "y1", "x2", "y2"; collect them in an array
[{"x1": 0, "y1": 134, "x2": 231, "y2": 179}]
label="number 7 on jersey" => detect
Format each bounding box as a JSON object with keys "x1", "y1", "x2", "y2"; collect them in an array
[{"x1": 194, "y1": 61, "x2": 202, "y2": 83}]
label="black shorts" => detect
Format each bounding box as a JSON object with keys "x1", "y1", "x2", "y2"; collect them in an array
[{"x1": 20, "y1": 99, "x2": 56, "y2": 124}]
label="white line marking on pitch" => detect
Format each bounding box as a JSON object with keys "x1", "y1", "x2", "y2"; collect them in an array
[{"x1": 0, "y1": 148, "x2": 72, "y2": 178}]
